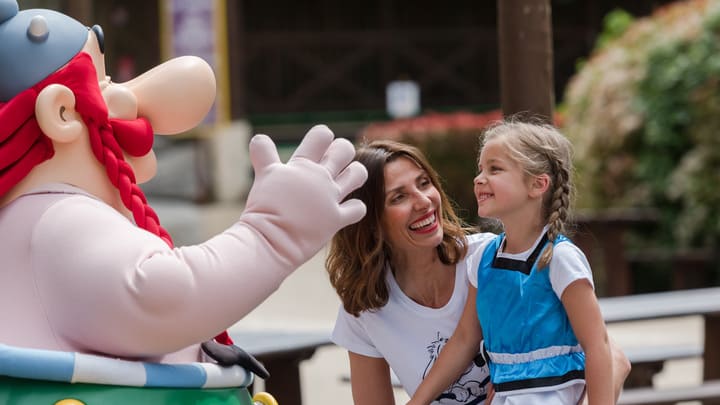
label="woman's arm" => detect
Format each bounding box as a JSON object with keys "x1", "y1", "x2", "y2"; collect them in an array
[
  {"x1": 609, "y1": 334, "x2": 631, "y2": 401},
  {"x1": 408, "y1": 285, "x2": 483, "y2": 405},
  {"x1": 578, "y1": 332, "x2": 632, "y2": 405},
  {"x1": 348, "y1": 351, "x2": 396, "y2": 405},
  {"x1": 563, "y1": 279, "x2": 614, "y2": 405}
]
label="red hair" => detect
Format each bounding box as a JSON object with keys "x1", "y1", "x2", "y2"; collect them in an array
[{"x1": 0, "y1": 52, "x2": 172, "y2": 246}]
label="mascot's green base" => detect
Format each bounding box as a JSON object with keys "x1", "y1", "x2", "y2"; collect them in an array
[{"x1": 0, "y1": 376, "x2": 254, "y2": 405}]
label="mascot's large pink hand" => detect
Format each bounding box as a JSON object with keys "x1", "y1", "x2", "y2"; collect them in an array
[{"x1": 240, "y1": 124, "x2": 367, "y2": 269}]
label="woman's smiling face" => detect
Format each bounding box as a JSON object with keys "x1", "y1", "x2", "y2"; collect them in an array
[{"x1": 381, "y1": 156, "x2": 444, "y2": 254}]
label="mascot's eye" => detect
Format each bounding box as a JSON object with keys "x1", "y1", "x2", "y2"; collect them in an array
[{"x1": 91, "y1": 24, "x2": 105, "y2": 54}]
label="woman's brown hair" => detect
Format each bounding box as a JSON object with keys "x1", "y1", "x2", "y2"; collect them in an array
[{"x1": 326, "y1": 139, "x2": 469, "y2": 316}]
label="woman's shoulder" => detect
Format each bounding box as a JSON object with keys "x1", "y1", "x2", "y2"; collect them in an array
[
  {"x1": 467, "y1": 231, "x2": 497, "y2": 245},
  {"x1": 466, "y1": 232, "x2": 498, "y2": 253},
  {"x1": 462, "y1": 232, "x2": 498, "y2": 285}
]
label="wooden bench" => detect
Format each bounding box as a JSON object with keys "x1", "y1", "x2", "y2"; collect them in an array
[
  {"x1": 622, "y1": 344, "x2": 703, "y2": 388},
  {"x1": 599, "y1": 287, "x2": 720, "y2": 404},
  {"x1": 600, "y1": 287, "x2": 720, "y2": 381},
  {"x1": 231, "y1": 329, "x2": 333, "y2": 405},
  {"x1": 618, "y1": 379, "x2": 720, "y2": 405}
]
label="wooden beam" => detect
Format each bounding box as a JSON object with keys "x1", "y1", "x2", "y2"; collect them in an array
[
  {"x1": 226, "y1": 0, "x2": 247, "y2": 119},
  {"x1": 497, "y1": 0, "x2": 554, "y2": 122}
]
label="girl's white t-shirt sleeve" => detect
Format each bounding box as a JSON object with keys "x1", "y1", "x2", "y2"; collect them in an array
[
  {"x1": 465, "y1": 232, "x2": 496, "y2": 288},
  {"x1": 549, "y1": 242, "x2": 594, "y2": 299},
  {"x1": 331, "y1": 307, "x2": 383, "y2": 358}
]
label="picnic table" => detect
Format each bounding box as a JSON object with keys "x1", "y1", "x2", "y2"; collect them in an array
[{"x1": 231, "y1": 329, "x2": 332, "y2": 405}]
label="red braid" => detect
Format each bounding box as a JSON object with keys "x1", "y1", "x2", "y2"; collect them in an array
[
  {"x1": 38, "y1": 53, "x2": 174, "y2": 247},
  {"x1": 86, "y1": 120, "x2": 173, "y2": 246}
]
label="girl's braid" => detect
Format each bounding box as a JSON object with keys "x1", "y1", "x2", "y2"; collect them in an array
[{"x1": 538, "y1": 156, "x2": 571, "y2": 269}]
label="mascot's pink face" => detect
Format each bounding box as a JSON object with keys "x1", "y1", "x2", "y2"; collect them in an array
[
  {"x1": 78, "y1": 29, "x2": 217, "y2": 184},
  {"x1": 0, "y1": 1, "x2": 217, "y2": 191},
  {"x1": 77, "y1": 29, "x2": 156, "y2": 183},
  {"x1": 0, "y1": 2, "x2": 217, "y2": 240}
]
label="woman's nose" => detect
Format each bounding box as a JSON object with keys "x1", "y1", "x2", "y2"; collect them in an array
[{"x1": 412, "y1": 190, "x2": 432, "y2": 209}]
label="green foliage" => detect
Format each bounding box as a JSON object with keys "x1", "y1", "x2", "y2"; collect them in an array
[
  {"x1": 596, "y1": 9, "x2": 635, "y2": 50},
  {"x1": 563, "y1": 0, "x2": 720, "y2": 259},
  {"x1": 576, "y1": 9, "x2": 635, "y2": 72},
  {"x1": 636, "y1": 16, "x2": 720, "y2": 246}
]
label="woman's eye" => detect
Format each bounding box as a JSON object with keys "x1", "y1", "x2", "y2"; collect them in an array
[{"x1": 389, "y1": 194, "x2": 404, "y2": 204}]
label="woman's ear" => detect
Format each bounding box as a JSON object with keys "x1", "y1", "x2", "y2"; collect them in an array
[
  {"x1": 529, "y1": 173, "x2": 551, "y2": 198},
  {"x1": 35, "y1": 84, "x2": 84, "y2": 144}
]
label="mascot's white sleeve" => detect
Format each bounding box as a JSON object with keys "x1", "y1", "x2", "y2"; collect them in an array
[{"x1": 31, "y1": 126, "x2": 367, "y2": 358}]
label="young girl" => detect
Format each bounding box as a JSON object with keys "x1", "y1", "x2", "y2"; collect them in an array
[{"x1": 408, "y1": 120, "x2": 614, "y2": 404}]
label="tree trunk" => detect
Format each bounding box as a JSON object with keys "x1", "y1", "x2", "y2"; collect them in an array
[{"x1": 497, "y1": 0, "x2": 555, "y2": 123}]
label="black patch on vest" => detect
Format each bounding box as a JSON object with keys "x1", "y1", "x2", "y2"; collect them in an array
[
  {"x1": 494, "y1": 369, "x2": 585, "y2": 392},
  {"x1": 491, "y1": 233, "x2": 548, "y2": 275}
]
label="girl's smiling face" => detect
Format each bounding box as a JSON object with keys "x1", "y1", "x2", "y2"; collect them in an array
[
  {"x1": 381, "y1": 156, "x2": 444, "y2": 254},
  {"x1": 473, "y1": 139, "x2": 535, "y2": 223}
]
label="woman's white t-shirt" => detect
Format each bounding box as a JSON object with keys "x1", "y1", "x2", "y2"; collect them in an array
[{"x1": 332, "y1": 233, "x2": 495, "y2": 404}]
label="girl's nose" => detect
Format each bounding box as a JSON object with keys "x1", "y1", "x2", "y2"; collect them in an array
[{"x1": 474, "y1": 173, "x2": 486, "y2": 185}]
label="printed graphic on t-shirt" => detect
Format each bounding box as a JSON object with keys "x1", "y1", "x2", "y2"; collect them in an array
[{"x1": 422, "y1": 332, "x2": 489, "y2": 404}]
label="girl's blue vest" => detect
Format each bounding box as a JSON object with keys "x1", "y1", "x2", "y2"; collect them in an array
[{"x1": 475, "y1": 233, "x2": 585, "y2": 393}]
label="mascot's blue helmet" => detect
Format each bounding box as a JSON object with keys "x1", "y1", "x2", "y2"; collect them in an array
[{"x1": 0, "y1": 0, "x2": 88, "y2": 102}]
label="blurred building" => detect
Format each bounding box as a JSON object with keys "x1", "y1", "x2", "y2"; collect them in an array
[{"x1": 43, "y1": 0, "x2": 676, "y2": 137}]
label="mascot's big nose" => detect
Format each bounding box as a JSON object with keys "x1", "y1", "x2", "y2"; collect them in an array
[{"x1": 123, "y1": 56, "x2": 216, "y2": 135}]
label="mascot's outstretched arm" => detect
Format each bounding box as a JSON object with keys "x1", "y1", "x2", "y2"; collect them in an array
[
  {"x1": 0, "y1": 0, "x2": 367, "y2": 362},
  {"x1": 29, "y1": 125, "x2": 366, "y2": 359},
  {"x1": 243, "y1": 125, "x2": 367, "y2": 268}
]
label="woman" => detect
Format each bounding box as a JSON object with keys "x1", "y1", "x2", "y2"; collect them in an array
[{"x1": 326, "y1": 139, "x2": 630, "y2": 404}]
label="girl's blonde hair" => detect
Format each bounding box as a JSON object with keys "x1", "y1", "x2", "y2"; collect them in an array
[
  {"x1": 482, "y1": 118, "x2": 575, "y2": 269},
  {"x1": 326, "y1": 140, "x2": 469, "y2": 316}
]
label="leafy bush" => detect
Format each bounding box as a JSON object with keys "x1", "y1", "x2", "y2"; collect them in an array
[{"x1": 563, "y1": 0, "x2": 720, "y2": 252}]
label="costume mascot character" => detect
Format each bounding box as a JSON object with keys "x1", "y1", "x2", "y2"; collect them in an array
[{"x1": 0, "y1": 1, "x2": 367, "y2": 403}]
